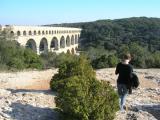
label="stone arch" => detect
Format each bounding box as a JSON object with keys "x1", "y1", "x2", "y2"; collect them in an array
[
  {"x1": 38, "y1": 31, "x2": 41, "y2": 35},
  {"x1": 42, "y1": 31, "x2": 45, "y2": 35},
  {"x1": 34, "y1": 30, "x2": 36, "y2": 35},
  {"x1": 40, "y1": 37, "x2": 48, "y2": 53},
  {"x1": 67, "y1": 49, "x2": 70, "y2": 54},
  {"x1": 71, "y1": 35, "x2": 74, "y2": 45},
  {"x1": 23, "y1": 31, "x2": 27, "y2": 36},
  {"x1": 10, "y1": 31, "x2": 14, "y2": 36},
  {"x1": 17, "y1": 31, "x2": 21, "y2": 36},
  {"x1": 71, "y1": 48, "x2": 75, "y2": 54},
  {"x1": 26, "y1": 39, "x2": 37, "y2": 52},
  {"x1": 29, "y1": 31, "x2": 32, "y2": 35},
  {"x1": 60, "y1": 36, "x2": 65, "y2": 48},
  {"x1": 46, "y1": 30, "x2": 48, "y2": 35},
  {"x1": 66, "y1": 35, "x2": 70, "y2": 47},
  {"x1": 75, "y1": 35, "x2": 78, "y2": 44},
  {"x1": 50, "y1": 37, "x2": 58, "y2": 50}
]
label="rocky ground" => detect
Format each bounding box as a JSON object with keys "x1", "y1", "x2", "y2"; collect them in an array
[
  {"x1": 96, "y1": 68, "x2": 160, "y2": 120},
  {"x1": 0, "y1": 69, "x2": 59, "y2": 120},
  {"x1": 0, "y1": 68, "x2": 160, "y2": 120}
]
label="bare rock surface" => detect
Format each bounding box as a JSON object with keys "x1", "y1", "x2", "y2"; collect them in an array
[
  {"x1": 0, "y1": 68, "x2": 160, "y2": 120},
  {"x1": 0, "y1": 69, "x2": 58, "y2": 120},
  {"x1": 96, "y1": 68, "x2": 160, "y2": 120},
  {"x1": 0, "y1": 89, "x2": 58, "y2": 120}
]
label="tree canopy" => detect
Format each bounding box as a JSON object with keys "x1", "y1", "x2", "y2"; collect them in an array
[{"x1": 48, "y1": 17, "x2": 160, "y2": 68}]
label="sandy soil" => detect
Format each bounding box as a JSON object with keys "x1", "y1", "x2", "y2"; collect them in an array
[
  {"x1": 0, "y1": 69, "x2": 58, "y2": 90},
  {"x1": 96, "y1": 68, "x2": 159, "y2": 88},
  {"x1": 1, "y1": 68, "x2": 159, "y2": 90}
]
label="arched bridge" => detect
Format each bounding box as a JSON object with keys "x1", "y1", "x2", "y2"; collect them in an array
[{"x1": 4, "y1": 25, "x2": 81, "y2": 54}]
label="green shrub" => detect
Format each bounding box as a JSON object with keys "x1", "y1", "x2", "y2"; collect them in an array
[
  {"x1": 40, "y1": 52, "x2": 77, "y2": 69},
  {"x1": 50, "y1": 55, "x2": 95, "y2": 91},
  {"x1": 0, "y1": 63, "x2": 8, "y2": 71},
  {"x1": 107, "y1": 54, "x2": 119, "y2": 67},
  {"x1": 50, "y1": 55, "x2": 119, "y2": 120},
  {"x1": 152, "y1": 51, "x2": 160, "y2": 68},
  {"x1": 92, "y1": 55, "x2": 108, "y2": 69},
  {"x1": 91, "y1": 54, "x2": 119, "y2": 69},
  {"x1": 145, "y1": 54, "x2": 155, "y2": 68},
  {"x1": 0, "y1": 30, "x2": 44, "y2": 71},
  {"x1": 54, "y1": 53, "x2": 77, "y2": 68},
  {"x1": 40, "y1": 52, "x2": 57, "y2": 68},
  {"x1": 7, "y1": 57, "x2": 25, "y2": 70},
  {"x1": 24, "y1": 49, "x2": 43, "y2": 69}
]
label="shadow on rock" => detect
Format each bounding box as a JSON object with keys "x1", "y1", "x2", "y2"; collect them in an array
[
  {"x1": 3, "y1": 102, "x2": 59, "y2": 120},
  {"x1": 132, "y1": 104, "x2": 160, "y2": 120},
  {"x1": 6, "y1": 88, "x2": 57, "y2": 96}
]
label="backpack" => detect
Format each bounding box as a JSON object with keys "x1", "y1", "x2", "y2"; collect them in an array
[{"x1": 131, "y1": 73, "x2": 140, "y2": 88}]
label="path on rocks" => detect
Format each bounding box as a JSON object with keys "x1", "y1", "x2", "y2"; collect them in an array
[{"x1": 0, "y1": 68, "x2": 160, "y2": 120}]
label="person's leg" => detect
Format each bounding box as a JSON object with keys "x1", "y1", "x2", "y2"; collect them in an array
[
  {"x1": 117, "y1": 84, "x2": 128, "y2": 111},
  {"x1": 120, "y1": 93, "x2": 127, "y2": 111}
]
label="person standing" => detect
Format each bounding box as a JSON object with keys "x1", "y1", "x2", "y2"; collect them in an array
[{"x1": 115, "y1": 53, "x2": 133, "y2": 112}]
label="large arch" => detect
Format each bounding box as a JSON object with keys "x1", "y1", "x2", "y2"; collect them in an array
[
  {"x1": 71, "y1": 35, "x2": 74, "y2": 45},
  {"x1": 40, "y1": 37, "x2": 48, "y2": 53},
  {"x1": 75, "y1": 35, "x2": 78, "y2": 44},
  {"x1": 66, "y1": 35, "x2": 70, "y2": 47},
  {"x1": 26, "y1": 39, "x2": 37, "y2": 52},
  {"x1": 50, "y1": 37, "x2": 59, "y2": 50},
  {"x1": 60, "y1": 36, "x2": 65, "y2": 48}
]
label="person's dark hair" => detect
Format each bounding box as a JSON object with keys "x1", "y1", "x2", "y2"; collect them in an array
[{"x1": 123, "y1": 53, "x2": 131, "y2": 60}]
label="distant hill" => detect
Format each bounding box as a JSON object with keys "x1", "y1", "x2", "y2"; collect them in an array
[
  {"x1": 46, "y1": 17, "x2": 160, "y2": 68},
  {"x1": 47, "y1": 17, "x2": 160, "y2": 51}
]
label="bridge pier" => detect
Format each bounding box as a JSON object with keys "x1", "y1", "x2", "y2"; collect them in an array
[{"x1": 36, "y1": 47, "x2": 40, "y2": 55}]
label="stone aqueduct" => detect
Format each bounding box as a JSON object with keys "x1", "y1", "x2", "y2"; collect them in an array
[{"x1": 3, "y1": 25, "x2": 81, "y2": 54}]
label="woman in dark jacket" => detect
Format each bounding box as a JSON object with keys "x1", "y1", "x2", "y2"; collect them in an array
[{"x1": 115, "y1": 53, "x2": 133, "y2": 112}]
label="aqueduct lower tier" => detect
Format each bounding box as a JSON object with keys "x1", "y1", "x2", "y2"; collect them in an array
[{"x1": 3, "y1": 25, "x2": 81, "y2": 54}]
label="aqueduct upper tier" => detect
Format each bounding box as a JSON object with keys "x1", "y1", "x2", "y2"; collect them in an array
[{"x1": 3, "y1": 25, "x2": 81, "y2": 54}]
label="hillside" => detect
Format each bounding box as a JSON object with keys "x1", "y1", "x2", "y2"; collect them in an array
[
  {"x1": 49, "y1": 17, "x2": 160, "y2": 69},
  {"x1": 47, "y1": 17, "x2": 160, "y2": 51}
]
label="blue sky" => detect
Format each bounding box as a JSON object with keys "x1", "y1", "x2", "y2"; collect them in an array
[{"x1": 1, "y1": 0, "x2": 160, "y2": 25}]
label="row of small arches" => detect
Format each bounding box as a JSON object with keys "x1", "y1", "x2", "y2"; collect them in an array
[
  {"x1": 26, "y1": 35, "x2": 79, "y2": 53},
  {"x1": 11, "y1": 30, "x2": 80, "y2": 36}
]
